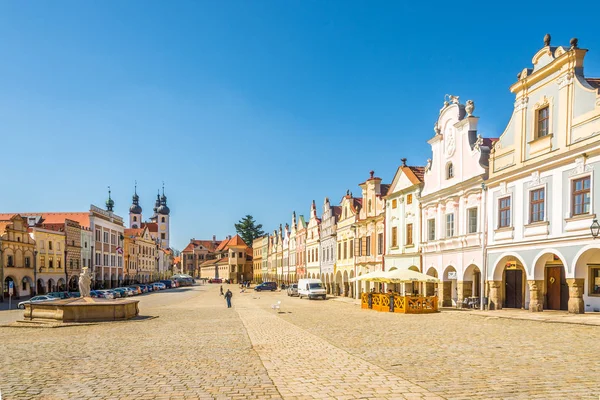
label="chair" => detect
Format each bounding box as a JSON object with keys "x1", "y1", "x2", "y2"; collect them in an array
[{"x1": 271, "y1": 300, "x2": 281, "y2": 312}]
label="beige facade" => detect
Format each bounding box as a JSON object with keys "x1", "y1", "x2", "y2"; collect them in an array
[
  {"x1": 29, "y1": 226, "x2": 66, "y2": 295},
  {"x1": 336, "y1": 193, "x2": 361, "y2": 298},
  {"x1": 1, "y1": 215, "x2": 36, "y2": 298}
]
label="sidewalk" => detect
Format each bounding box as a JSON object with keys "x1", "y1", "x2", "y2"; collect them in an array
[
  {"x1": 329, "y1": 295, "x2": 360, "y2": 305},
  {"x1": 466, "y1": 308, "x2": 600, "y2": 327}
]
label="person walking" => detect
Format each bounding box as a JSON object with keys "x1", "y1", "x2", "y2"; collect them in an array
[
  {"x1": 220, "y1": 285, "x2": 224, "y2": 296},
  {"x1": 225, "y1": 289, "x2": 233, "y2": 308}
]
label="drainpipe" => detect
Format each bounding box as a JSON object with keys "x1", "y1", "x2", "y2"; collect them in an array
[{"x1": 481, "y1": 182, "x2": 488, "y2": 310}]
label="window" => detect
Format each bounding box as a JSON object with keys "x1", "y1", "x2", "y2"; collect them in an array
[
  {"x1": 468, "y1": 208, "x2": 478, "y2": 233},
  {"x1": 338, "y1": 243, "x2": 341, "y2": 260},
  {"x1": 70, "y1": 260, "x2": 73, "y2": 269},
  {"x1": 349, "y1": 239, "x2": 354, "y2": 257},
  {"x1": 407, "y1": 194, "x2": 413, "y2": 205},
  {"x1": 239, "y1": 252, "x2": 243, "y2": 258},
  {"x1": 49, "y1": 241, "x2": 53, "y2": 250},
  {"x1": 57, "y1": 258, "x2": 62, "y2": 269},
  {"x1": 530, "y1": 188, "x2": 545, "y2": 223},
  {"x1": 85, "y1": 241, "x2": 88, "y2": 248},
  {"x1": 358, "y1": 238, "x2": 363, "y2": 256},
  {"x1": 133, "y1": 216, "x2": 137, "y2": 222},
  {"x1": 343, "y1": 241, "x2": 347, "y2": 259},
  {"x1": 499, "y1": 197, "x2": 511, "y2": 228},
  {"x1": 40, "y1": 256, "x2": 45, "y2": 267},
  {"x1": 104, "y1": 232, "x2": 109, "y2": 243},
  {"x1": 7, "y1": 255, "x2": 13, "y2": 267},
  {"x1": 111, "y1": 234, "x2": 116, "y2": 245},
  {"x1": 446, "y1": 214, "x2": 455, "y2": 237},
  {"x1": 25, "y1": 257, "x2": 31, "y2": 268},
  {"x1": 591, "y1": 266, "x2": 600, "y2": 295},
  {"x1": 392, "y1": 199, "x2": 397, "y2": 209},
  {"x1": 95, "y1": 230, "x2": 101, "y2": 241},
  {"x1": 161, "y1": 233, "x2": 166, "y2": 240},
  {"x1": 537, "y1": 106, "x2": 549, "y2": 138},
  {"x1": 104, "y1": 254, "x2": 109, "y2": 266},
  {"x1": 49, "y1": 258, "x2": 54, "y2": 269},
  {"x1": 406, "y1": 224, "x2": 413, "y2": 245},
  {"x1": 366, "y1": 236, "x2": 371, "y2": 256},
  {"x1": 572, "y1": 177, "x2": 591, "y2": 216},
  {"x1": 161, "y1": 217, "x2": 165, "y2": 223},
  {"x1": 391, "y1": 226, "x2": 398, "y2": 247},
  {"x1": 428, "y1": 219, "x2": 435, "y2": 241},
  {"x1": 315, "y1": 249, "x2": 318, "y2": 262},
  {"x1": 447, "y1": 163, "x2": 454, "y2": 179},
  {"x1": 111, "y1": 255, "x2": 115, "y2": 266}
]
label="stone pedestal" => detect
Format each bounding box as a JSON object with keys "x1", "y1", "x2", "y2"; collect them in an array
[
  {"x1": 567, "y1": 278, "x2": 585, "y2": 314},
  {"x1": 438, "y1": 281, "x2": 452, "y2": 307},
  {"x1": 528, "y1": 280, "x2": 544, "y2": 312},
  {"x1": 488, "y1": 281, "x2": 502, "y2": 310}
]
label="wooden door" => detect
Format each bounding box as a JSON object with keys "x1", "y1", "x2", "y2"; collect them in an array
[
  {"x1": 546, "y1": 266, "x2": 561, "y2": 310},
  {"x1": 505, "y1": 270, "x2": 523, "y2": 309}
]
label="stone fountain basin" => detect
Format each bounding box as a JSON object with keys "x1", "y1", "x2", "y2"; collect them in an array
[{"x1": 23, "y1": 297, "x2": 139, "y2": 323}]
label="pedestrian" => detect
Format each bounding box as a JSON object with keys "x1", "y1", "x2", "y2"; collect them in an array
[
  {"x1": 225, "y1": 289, "x2": 233, "y2": 308},
  {"x1": 220, "y1": 285, "x2": 224, "y2": 296}
]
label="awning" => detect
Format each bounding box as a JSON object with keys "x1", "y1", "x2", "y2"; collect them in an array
[{"x1": 349, "y1": 270, "x2": 389, "y2": 283}]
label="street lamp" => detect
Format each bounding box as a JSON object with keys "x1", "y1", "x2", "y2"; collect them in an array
[{"x1": 591, "y1": 219, "x2": 600, "y2": 239}]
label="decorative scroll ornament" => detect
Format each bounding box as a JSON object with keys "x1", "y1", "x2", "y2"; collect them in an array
[
  {"x1": 557, "y1": 72, "x2": 574, "y2": 89},
  {"x1": 530, "y1": 171, "x2": 541, "y2": 187},
  {"x1": 499, "y1": 182, "x2": 507, "y2": 195},
  {"x1": 514, "y1": 97, "x2": 529, "y2": 112},
  {"x1": 571, "y1": 156, "x2": 593, "y2": 176}
]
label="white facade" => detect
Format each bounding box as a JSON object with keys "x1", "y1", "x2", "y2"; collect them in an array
[
  {"x1": 486, "y1": 37, "x2": 600, "y2": 313},
  {"x1": 91, "y1": 205, "x2": 125, "y2": 289},
  {"x1": 420, "y1": 96, "x2": 492, "y2": 307},
  {"x1": 384, "y1": 160, "x2": 424, "y2": 274}
]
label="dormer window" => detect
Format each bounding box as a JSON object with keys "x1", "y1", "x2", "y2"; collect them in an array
[
  {"x1": 446, "y1": 163, "x2": 454, "y2": 179},
  {"x1": 537, "y1": 106, "x2": 549, "y2": 138}
]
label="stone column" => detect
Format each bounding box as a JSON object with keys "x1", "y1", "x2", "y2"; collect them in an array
[
  {"x1": 439, "y1": 281, "x2": 452, "y2": 307},
  {"x1": 488, "y1": 281, "x2": 502, "y2": 310},
  {"x1": 567, "y1": 278, "x2": 585, "y2": 314},
  {"x1": 528, "y1": 280, "x2": 544, "y2": 312}
]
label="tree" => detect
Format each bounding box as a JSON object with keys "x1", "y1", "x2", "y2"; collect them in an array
[{"x1": 234, "y1": 215, "x2": 265, "y2": 247}]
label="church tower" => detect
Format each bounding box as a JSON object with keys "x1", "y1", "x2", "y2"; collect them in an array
[
  {"x1": 156, "y1": 184, "x2": 170, "y2": 248},
  {"x1": 129, "y1": 183, "x2": 142, "y2": 229}
]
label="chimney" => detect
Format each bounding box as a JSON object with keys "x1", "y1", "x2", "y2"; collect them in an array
[{"x1": 213, "y1": 235, "x2": 216, "y2": 242}]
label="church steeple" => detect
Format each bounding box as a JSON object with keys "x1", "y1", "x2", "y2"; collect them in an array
[
  {"x1": 106, "y1": 186, "x2": 114, "y2": 212},
  {"x1": 129, "y1": 181, "x2": 142, "y2": 228}
]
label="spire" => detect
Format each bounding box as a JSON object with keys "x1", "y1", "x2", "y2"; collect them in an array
[
  {"x1": 130, "y1": 181, "x2": 142, "y2": 214},
  {"x1": 106, "y1": 186, "x2": 114, "y2": 212}
]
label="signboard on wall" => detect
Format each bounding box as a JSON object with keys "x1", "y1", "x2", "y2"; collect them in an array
[{"x1": 447, "y1": 271, "x2": 457, "y2": 280}]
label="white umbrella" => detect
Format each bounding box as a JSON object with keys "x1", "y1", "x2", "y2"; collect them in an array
[
  {"x1": 349, "y1": 270, "x2": 390, "y2": 283},
  {"x1": 385, "y1": 268, "x2": 440, "y2": 283}
]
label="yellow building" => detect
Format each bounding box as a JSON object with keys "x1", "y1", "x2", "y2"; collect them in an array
[
  {"x1": 252, "y1": 237, "x2": 263, "y2": 283},
  {"x1": 30, "y1": 226, "x2": 66, "y2": 295},
  {"x1": 124, "y1": 226, "x2": 158, "y2": 284},
  {"x1": 1, "y1": 215, "x2": 36, "y2": 299}
]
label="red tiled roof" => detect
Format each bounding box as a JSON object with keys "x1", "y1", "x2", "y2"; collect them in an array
[
  {"x1": 124, "y1": 228, "x2": 144, "y2": 237},
  {"x1": 227, "y1": 234, "x2": 248, "y2": 248},
  {"x1": 141, "y1": 222, "x2": 158, "y2": 232},
  {"x1": 215, "y1": 238, "x2": 230, "y2": 251},
  {"x1": 173, "y1": 256, "x2": 180, "y2": 264},
  {"x1": 182, "y1": 239, "x2": 222, "y2": 253},
  {"x1": 216, "y1": 257, "x2": 230, "y2": 265},
  {"x1": 407, "y1": 166, "x2": 425, "y2": 183},
  {"x1": 331, "y1": 206, "x2": 342, "y2": 218},
  {"x1": 0, "y1": 212, "x2": 90, "y2": 228}
]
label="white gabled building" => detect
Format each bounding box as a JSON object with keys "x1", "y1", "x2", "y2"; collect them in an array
[
  {"x1": 384, "y1": 159, "x2": 424, "y2": 292},
  {"x1": 486, "y1": 35, "x2": 600, "y2": 314},
  {"x1": 420, "y1": 96, "x2": 495, "y2": 307}
]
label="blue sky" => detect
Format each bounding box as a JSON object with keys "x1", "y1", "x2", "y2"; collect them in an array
[{"x1": 1, "y1": 1, "x2": 599, "y2": 251}]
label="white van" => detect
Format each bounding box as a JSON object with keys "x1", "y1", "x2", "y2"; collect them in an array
[{"x1": 297, "y1": 279, "x2": 326, "y2": 300}]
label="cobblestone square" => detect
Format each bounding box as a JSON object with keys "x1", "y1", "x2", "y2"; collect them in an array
[{"x1": 1, "y1": 285, "x2": 598, "y2": 399}]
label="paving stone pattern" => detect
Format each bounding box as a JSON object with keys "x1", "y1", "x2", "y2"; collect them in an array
[{"x1": 1, "y1": 285, "x2": 599, "y2": 399}]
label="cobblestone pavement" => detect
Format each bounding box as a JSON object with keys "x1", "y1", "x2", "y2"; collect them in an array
[{"x1": 1, "y1": 285, "x2": 599, "y2": 399}]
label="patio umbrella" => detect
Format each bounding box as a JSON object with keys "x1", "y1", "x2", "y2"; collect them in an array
[
  {"x1": 349, "y1": 270, "x2": 391, "y2": 283},
  {"x1": 385, "y1": 268, "x2": 440, "y2": 283}
]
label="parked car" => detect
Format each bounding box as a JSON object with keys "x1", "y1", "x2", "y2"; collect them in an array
[
  {"x1": 90, "y1": 290, "x2": 106, "y2": 298},
  {"x1": 152, "y1": 282, "x2": 166, "y2": 290},
  {"x1": 209, "y1": 278, "x2": 222, "y2": 284},
  {"x1": 160, "y1": 280, "x2": 173, "y2": 289},
  {"x1": 68, "y1": 292, "x2": 81, "y2": 298},
  {"x1": 48, "y1": 292, "x2": 70, "y2": 299},
  {"x1": 286, "y1": 283, "x2": 298, "y2": 297},
  {"x1": 127, "y1": 286, "x2": 140, "y2": 295},
  {"x1": 113, "y1": 288, "x2": 129, "y2": 298},
  {"x1": 298, "y1": 279, "x2": 327, "y2": 300},
  {"x1": 18, "y1": 295, "x2": 56, "y2": 309},
  {"x1": 254, "y1": 282, "x2": 277, "y2": 292},
  {"x1": 97, "y1": 290, "x2": 115, "y2": 299}
]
